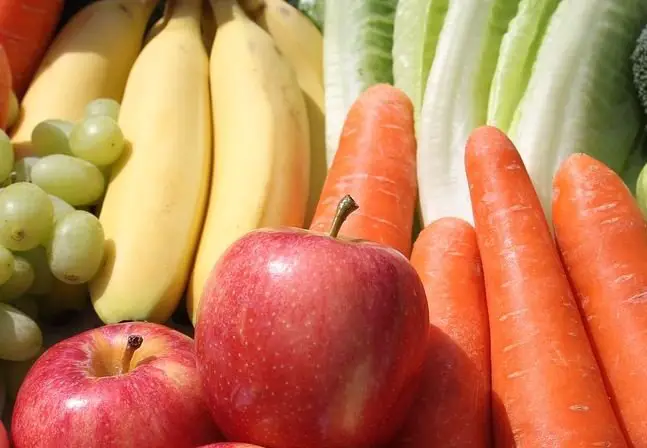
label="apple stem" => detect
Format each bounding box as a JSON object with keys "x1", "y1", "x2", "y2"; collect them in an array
[
  {"x1": 119, "y1": 335, "x2": 143, "y2": 374},
  {"x1": 328, "y1": 195, "x2": 359, "y2": 238}
]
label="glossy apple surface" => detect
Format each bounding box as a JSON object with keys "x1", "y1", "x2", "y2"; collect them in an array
[
  {"x1": 12, "y1": 321, "x2": 221, "y2": 448},
  {"x1": 196, "y1": 197, "x2": 429, "y2": 448},
  {"x1": 0, "y1": 421, "x2": 8, "y2": 448},
  {"x1": 198, "y1": 444, "x2": 265, "y2": 448}
]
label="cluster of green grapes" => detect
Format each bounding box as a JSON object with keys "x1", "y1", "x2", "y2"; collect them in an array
[{"x1": 0, "y1": 98, "x2": 124, "y2": 308}]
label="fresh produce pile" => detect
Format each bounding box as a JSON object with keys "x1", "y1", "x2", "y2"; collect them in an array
[{"x1": 0, "y1": 0, "x2": 646, "y2": 447}]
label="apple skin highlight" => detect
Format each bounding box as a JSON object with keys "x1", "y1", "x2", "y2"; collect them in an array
[
  {"x1": 195, "y1": 226, "x2": 430, "y2": 448},
  {"x1": 11, "y1": 321, "x2": 221, "y2": 448}
]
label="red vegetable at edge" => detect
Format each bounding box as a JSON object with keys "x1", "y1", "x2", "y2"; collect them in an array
[
  {"x1": 0, "y1": 44, "x2": 11, "y2": 130},
  {"x1": 465, "y1": 126, "x2": 626, "y2": 446},
  {"x1": 0, "y1": 0, "x2": 64, "y2": 98}
]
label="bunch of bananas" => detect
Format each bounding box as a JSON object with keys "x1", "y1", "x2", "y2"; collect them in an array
[{"x1": 9, "y1": 0, "x2": 325, "y2": 326}]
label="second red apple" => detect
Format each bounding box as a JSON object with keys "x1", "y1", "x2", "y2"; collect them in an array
[{"x1": 196, "y1": 196, "x2": 429, "y2": 448}]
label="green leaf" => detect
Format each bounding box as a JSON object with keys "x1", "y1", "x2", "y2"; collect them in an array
[{"x1": 508, "y1": 0, "x2": 647, "y2": 219}]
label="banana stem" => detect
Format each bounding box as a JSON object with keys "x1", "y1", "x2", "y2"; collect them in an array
[
  {"x1": 238, "y1": 0, "x2": 266, "y2": 18},
  {"x1": 167, "y1": 0, "x2": 203, "y2": 21},
  {"x1": 210, "y1": 0, "x2": 248, "y2": 27},
  {"x1": 120, "y1": 0, "x2": 161, "y2": 17}
]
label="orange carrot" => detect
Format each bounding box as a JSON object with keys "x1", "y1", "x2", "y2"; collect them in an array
[
  {"x1": 465, "y1": 126, "x2": 627, "y2": 447},
  {"x1": 0, "y1": 45, "x2": 11, "y2": 130},
  {"x1": 0, "y1": 0, "x2": 64, "y2": 98},
  {"x1": 309, "y1": 83, "x2": 417, "y2": 257},
  {"x1": 392, "y1": 217, "x2": 491, "y2": 447},
  {"x1": 553, "y1": 153, "x2": 647, "y2": 446}
]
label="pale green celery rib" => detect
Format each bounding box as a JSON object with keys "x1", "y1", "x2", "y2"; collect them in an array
[
  {"x1": 323, "y1": 0, "x2": 397, "y2": 167},
  {"x1": 392, "y1": 0, "x2": 450, "y2": 132},
  {"x1": 416, "y1": 0, "x2": 520, "y2": 226},
  {"x1": 508, "y1": 0, "x2": 647, "y2": 220},
  {"x1": 487, "y1": 0, "x2": 560, "y2": 132}
]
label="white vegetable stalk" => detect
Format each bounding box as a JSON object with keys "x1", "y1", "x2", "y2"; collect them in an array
[
  {"x1": 417, "y1": 0, "x2": 518, "y2": 226},
  {"x1": 392, "y1": 0, "x2": 450, "y2": 132}
]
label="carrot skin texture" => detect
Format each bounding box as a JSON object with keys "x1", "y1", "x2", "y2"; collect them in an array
[
  {"x1": 392, "y1": 217, "x2": 491, "y2": 447},
  {"x1": 465, "y1": 126, "x2": 627, "y2": 447},
  {"x1": 0, "y1": 0, "x2": 65, "y2": 98},
  {"x1": 553, "y1": 153, "x2": 647, "y2": 446},
  {"x1": 309, "y1": 83, "x2": 417, "y2": 257}
]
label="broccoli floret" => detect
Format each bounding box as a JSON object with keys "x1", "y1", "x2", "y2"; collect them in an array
[{"x1": 633, "y1": 23, "x2": 647, "y2": 117}]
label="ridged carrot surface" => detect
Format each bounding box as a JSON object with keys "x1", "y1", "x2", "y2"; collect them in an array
[
  {"x1": 553, "y1": 153, "x2": 647, "y2": 446},
  {"x1": 466, "y1": 126, "x2": 626, "y2": 447},
  {"x1": 309, "y1": 83, "x2": 417, "y2": 257}
]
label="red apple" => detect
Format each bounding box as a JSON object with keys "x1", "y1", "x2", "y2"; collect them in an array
[
  {"x1": 195, "y1": 195, "x2": 429, "y2": 448},
  {"x1": 0, "y1": 421, "x2": 9, "y2": 448},
  {"x1": 11, "y1": 322, "x2": 221, "y2": 448},
  {"x1": 198, "y1": 445, "x2": 265, "y2": 448}
]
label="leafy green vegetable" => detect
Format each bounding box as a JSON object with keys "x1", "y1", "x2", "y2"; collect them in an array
[
  {"x1": 323, "y1": 0, "x2": 397, "y2": 166},
  {"x1": 290, "y1": 0, "x2": 325, "y2": 31},
  {"x1": 487, "y1": 0, "x2": 560, "y2": 132},
  {"x1": 508, "y1": 0, "x2": 647, "y2": 219},
  {"x1": 622, "y1": 129, "x2": 647, "y2": 197},
  {"x1": 392, "y1": 0, "x2": 449, "y2": 130},
  {"x1": 417, "y1": 0, "x2": 520, "y2": 226},
  {"x1": 632, "y1": 23, "x2": 647, "y2": 117}
]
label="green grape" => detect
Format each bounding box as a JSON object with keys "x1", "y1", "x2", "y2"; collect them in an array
[
  {"x1": 0, "y1": 256, "x2": 35, "y2": 302},
  {"x1": 30, "y1": 155, "x2": 105, "y2": 206},
  {"x1": 0, "y1": 183, "x2": 54, "y2": 251},
  {"x1": 84, "y1": 98, "x2": 121, "y2": 121},
  {"x1": 49, "y1": 195, "x2": 74, "y2": 223},
  {"x1": 21, "y1": 247, "x2": 55, "y2": 296},
  {"x1": 13, "y1": 157, "x2": 40, "y2": 182},
  {"x1": 47, "y1": 210, "x2": 105, "y2": 284},
  {"x1": 69, "y1": 116, "x2": 125, "y2": 166},
  {"x1": 0, "y1": 130, "x2": 14, "y2": 183},
  {"x1": 31, "y1": 119, "x2": 74, "y2": 156},
  {"x1": 0, "y1": 245, "x2": 15, "y2": 286}
]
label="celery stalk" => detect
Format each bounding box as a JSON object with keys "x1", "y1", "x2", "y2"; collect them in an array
[
  {"x1": 487, "y1": 0, "x2": 560, "y2": 132},
  {"x1": 392, "y1": 0, "x2": 449, "y2": 131},
  {"x1": 417, "y1": 0, "x2": 520, "y2": 226}
]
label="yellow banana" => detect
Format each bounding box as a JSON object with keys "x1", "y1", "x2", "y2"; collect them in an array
[
  {"x1": 89, "y1": 0, "x2": 211, "y2": 324},
  {"x1": 187, "y1": 0, "x2": 310, "y2": 324},
  {"x1": 147, "y1": 1, "x2": 215, "y2": 56},
  {"x1": 10, "y1": 0, "x2": 158, "y2": 159},
  {"x1": 247, "y1": 0, "x2": 326, "y2": 226},
  {"x1": 243, "y1": 0, "x2": 323, "y2": 84}
]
